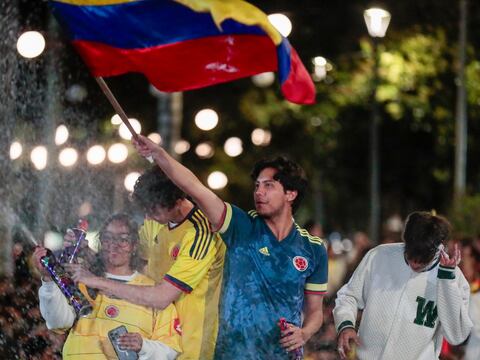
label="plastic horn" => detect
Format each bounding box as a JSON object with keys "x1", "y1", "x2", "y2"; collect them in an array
[
  {"x1": 18, "y1": 223, "x2": 93, "y2": 317},
  {"x1": 67, "y1": 219, "x2": 89, "y2": 263}
]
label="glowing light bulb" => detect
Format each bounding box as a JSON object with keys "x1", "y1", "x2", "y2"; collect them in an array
[{"x1": 17, "y1": 31, "x2": 46, "y2": 58}]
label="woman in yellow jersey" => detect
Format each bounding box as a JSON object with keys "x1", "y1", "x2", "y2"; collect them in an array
[
  {"x1": 67, "y1": 169, "x2": 225, "y2": 360},
  {"x1": 34, "y1": 213, "x2": 182, "y2": 360}
]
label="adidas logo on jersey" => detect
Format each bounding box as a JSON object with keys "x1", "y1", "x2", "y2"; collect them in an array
[{"x1": 259, "y1": 247, "x2": 270, "y2": 256}]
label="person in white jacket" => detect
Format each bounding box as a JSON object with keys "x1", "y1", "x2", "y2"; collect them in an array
[
  {"x1": 333, "y1": 211, "x2": 473, "y2": 360},
  {"x1": 33, "y1": 213, "x2": 181, "y2": 360}
]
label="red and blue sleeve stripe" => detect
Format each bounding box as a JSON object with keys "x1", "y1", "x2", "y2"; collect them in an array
[{"x1": 164, "y1": 274, "x2": 193, "y2": 293}]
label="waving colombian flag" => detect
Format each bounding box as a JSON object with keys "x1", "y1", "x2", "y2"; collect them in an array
[{"x1": 49, "y1": 0, "x2": 316, "y2": 104}]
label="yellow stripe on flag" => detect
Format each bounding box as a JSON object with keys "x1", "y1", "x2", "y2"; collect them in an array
[
  {"x1": 174, "y1": 0, "x2": 283, "y2": 45},
  {"x1": 54, "y1": 0, "x2": 283, "y2": 45}
]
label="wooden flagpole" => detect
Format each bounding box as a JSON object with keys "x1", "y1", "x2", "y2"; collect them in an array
[
  {"x1": 94, "y1": 77, "x2": 153, "y2": 162},
  {"x1": 95, "y1": 77, "x2": 139, "y2": 140},
  {"x1": 95, "y1": 76, "x2": 153, "y2": 163}
]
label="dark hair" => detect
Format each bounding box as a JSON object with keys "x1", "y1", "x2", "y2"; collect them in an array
[
  {"x1": 96, "y1": 213, "x2": 143, "y2": 272},
  {"x1": 132, "y1": 166, "x2": 186, "y2": 211},
  {"x1": 403, "y1": 211, "x2": 451, "y2": 263},
  {"x1": 250, "y1": 156, "x2": 308, "y2": 213}
]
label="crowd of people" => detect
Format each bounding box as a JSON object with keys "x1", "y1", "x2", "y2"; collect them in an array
[
  {"x1": 1, "y1": 135, "x2": 479, "y2": 359},
  {"x1": 1, "y1": 221, "x2": 479, "y2": 359},
  {"x1": 0, "y1": 245, "x2": 63, "y2": 359}
]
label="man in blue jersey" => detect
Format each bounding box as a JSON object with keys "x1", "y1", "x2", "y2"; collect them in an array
[{"x1": 132, "y1": 135, "x2": 328, "y2": 359}]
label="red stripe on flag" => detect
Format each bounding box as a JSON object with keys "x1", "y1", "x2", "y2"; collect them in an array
[
  {"x1": 280, "y1": 47, "x2": 316, "y2": 104},
  {"x1": 74, "y1": 35, "x2": 278, "y2": 92}
]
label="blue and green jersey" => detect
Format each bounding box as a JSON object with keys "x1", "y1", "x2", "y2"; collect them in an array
[{"x1": 214, "y1": 203, "x2": 328, "y2": 359}]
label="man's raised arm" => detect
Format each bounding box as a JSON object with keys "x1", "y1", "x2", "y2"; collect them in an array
[{"x1": 134, "y1": 135, "x2": 225, "y2": 230}]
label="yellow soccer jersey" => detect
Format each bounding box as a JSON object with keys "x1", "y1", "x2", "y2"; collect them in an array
[
  {"x1": 63, "y1": 273, "x2": 181, "y2": 359},
  {"x1": 140, "y1": 207, "x2": 225, "y2": 360}
]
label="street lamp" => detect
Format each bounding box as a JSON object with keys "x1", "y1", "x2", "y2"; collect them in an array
[
  {"x1": 363, "y1": 8, "x2": 391, "y2": 38},
  {"x1": 363, "y1": 7, "x2": 391, "y2": 244},
  {"x1": 312, "y1": 56, "x2": 328, "y2": 82}
]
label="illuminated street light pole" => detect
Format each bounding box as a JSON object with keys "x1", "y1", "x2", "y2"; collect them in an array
[
  {"x1": 364, "y1": 8, "x2": 391, "y2": 244},
  {"x1": 454, "y1": 0, "x2": 468, "y2": 203},
  {"x1": 150, "y1": 88, "x2": 183, "y2": 158}
]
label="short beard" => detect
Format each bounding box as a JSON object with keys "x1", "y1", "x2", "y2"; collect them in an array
[{"x1": 256, "y1": 206, "x2": 280, "y2": 220}]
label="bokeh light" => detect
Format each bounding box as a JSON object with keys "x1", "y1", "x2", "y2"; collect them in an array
[
  {"x1": 251, "y1": 129, "x2": 272, "y2": 146},
  {"x1": 224, "y1": 137, "x2": 243, "y2": 157},
  {"x1": 44, "y1": 231, "x2": 63, "y2": 251},
  {"x1": 124, "y1": 172, "x2": 141, "y2": 192},
  {"x1": 78, "y1": 201, "x2": 92, "y2": 218},
  {"x1": 65, "y1": 84, "x2": 87, "y2": 103},
  {"x1": 108, "y1": 143, "x2": 129, "y2": 163},
  {"x1": 55, "y1": 125, "x2": 69, "y2": 146},
  {"x1": 10, "y1": 141, "x2": 23, "y2": 160},
  {"x1": 268, "y1": 13, "x2": 292, "y2": 37},
  {"x1": 30, "y1": 146, "x2": 48, "y2": 170},
  {"x1": 252, "y1": 72, "x2": 275, "y2": 87},
  {"x1": 195, "y1": 142, "x2": 214, "y2": 159},
  {"x1": 58, "y1": 147, "x2": 78, "y2": 167},
  {"x1": 174, "y1": 140, "x2": 190, "y2": 155},
  {"x1": 16, "y1": 31, "x2": 45, "y2": 58},
  {"x1": 207, "y1": 171, "x2": 228, "y2": 190},
  {"x1": 195, "y1": 109, "x2": 218, "y2": 131},
  {"x1": 111, "y1": 114, "x2": 122, "y2": 125},
  {"x1": 118, "y1": 118, "x2": 142, "y2": 140},
  {"x1": 86, "y1": 145, "x2": 107, "y2": 165},
  {"x1": 148, "y1": 132, "x2": 162, "y2": 145}
]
